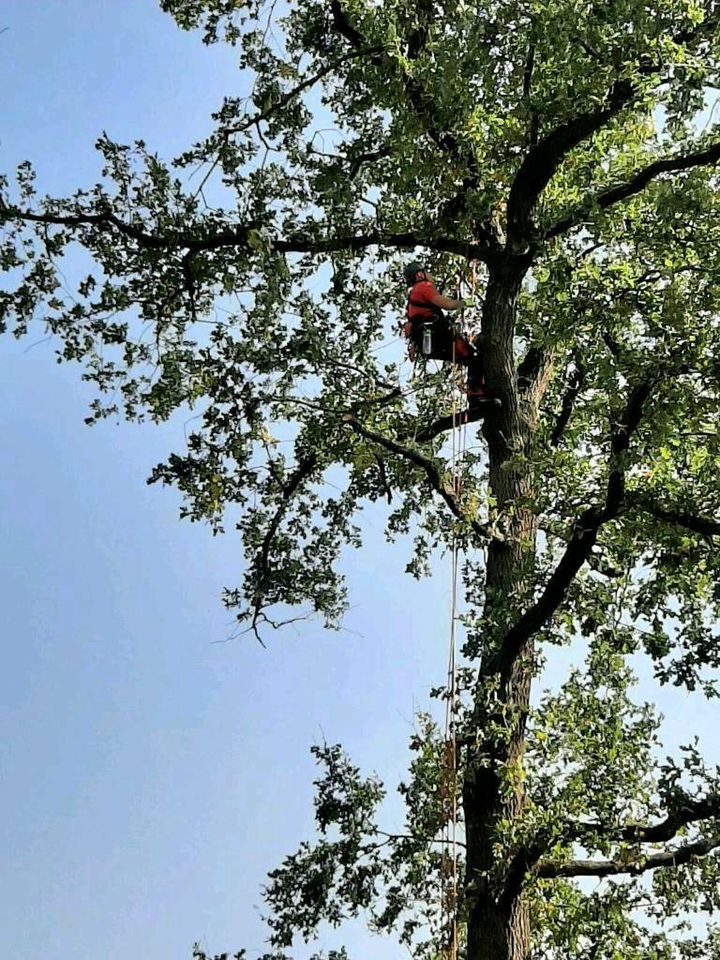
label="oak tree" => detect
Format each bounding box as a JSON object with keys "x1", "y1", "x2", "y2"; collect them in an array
[{"x1": 3, "y1": 1, "x2": 720, "y2": 958}]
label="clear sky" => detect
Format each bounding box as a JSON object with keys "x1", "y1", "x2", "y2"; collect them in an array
[{"x1": 0, "y1": 4, "x2": 717, "y2": 960}]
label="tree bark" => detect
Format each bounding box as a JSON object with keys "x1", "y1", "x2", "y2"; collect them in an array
[{"x1": 463, "y1": 259, "x2": 537, "y2": 960}]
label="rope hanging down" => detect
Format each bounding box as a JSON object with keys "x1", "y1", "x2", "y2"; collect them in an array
[{"x1": 440, "y1": 265, "x2": 475, "y2": 960}]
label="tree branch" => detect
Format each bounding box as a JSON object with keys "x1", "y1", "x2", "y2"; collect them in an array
[
  {"x1": 414, "y1": 399, "x2": 501, "y2": 443},
  {"x1": 346, "y1": 146, "x2": 392, "y2": 180},
  {"x1": 627, "y1": 491, "x2": 720, "y2": 538},
  {"x1": 550, "y1": 355, "x2": 586, "y2": 446},
  {"x1": 224, "y1": 47, "x2": 383, "y2": 138},
  {"x1": 0, "y1": 201, "x2": 167, "y2": 249},
  {"x1": 504, "y1": 793, "x2": 720, "y2": 898},
  {"x1": 249, "y1": 454, "x2": 319, "y2": 640},
  {"x1": 343, "y1": 415, "x2": 489, "y2": 542},
  {"x1": 329, "y1": 0, "x2": 367, "y2": 49},
  {"x1": 538, "y1": 833, "x2": 720, "y2": 879},
  {"x1": 487, "y1": 377, "x2": 653, "y2": 678},
  {"x1": 571, "y1": 791, "x2": 720, "y2": 848},
  {"x1": 546, "y1": 139, "x2": 720, "y2": 240},
  {"x1": 507, "y1": 11, "x2": 720, "y2": 248},
  {"x1": 330, "y1": 0, "x2": 474, "y2": 166},
  {"x1": 506, "y1": 78, "x2": 634, "y2": 247},
  {"x1": 1, "y1": 203, "x2": 495, "y2": 263}
]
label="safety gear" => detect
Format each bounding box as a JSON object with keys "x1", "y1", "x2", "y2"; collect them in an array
[
  {"x1": 461, "y1": 295, "x2": 476, "y2": 309},
  {"x1": 422, "y1": 325, "x2": 433, "y2": 356},
  {"x1": 403, "y1": 260, "x2": 426, "y2": 286}
]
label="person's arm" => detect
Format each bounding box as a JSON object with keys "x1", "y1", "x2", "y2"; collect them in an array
[{"x1": 428, "y1": 290, "x2": 466, "y2": 311}]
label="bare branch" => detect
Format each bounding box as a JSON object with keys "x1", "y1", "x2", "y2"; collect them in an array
[{"x1": 546, "y1": 139, "x2": 720, "y2": 240}]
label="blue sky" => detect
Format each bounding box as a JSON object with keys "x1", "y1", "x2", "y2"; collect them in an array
[
  {"x1": 0, "y1": 10, "x2": 451, "y2": 958},
  {"x1": 1, "y1": 4, "x2": 718, "y2": 959}
]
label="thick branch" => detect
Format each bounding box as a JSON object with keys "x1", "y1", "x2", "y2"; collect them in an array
[
  {"x1": 343, "y1": 416, "x2": 489, "y2": 542},
  {"x1": 506, "y1": 792, "x2": 720, "y2": 899},
  {"x1": 507, "y1": 10, "x2": 720, "y2": 247},
  {"x1": 546, "y1": 139, "x2": 720, "y2": 240},
  {"x1": 329, "y1": 0, "x2": 366, "y2": 49},
  {"x1": 347, "y1": 146, "x2": 392, "y2": 180},
  {"x1": 506, "y1": 78, "x2": 633, "y2": 246},
  {"x1": 1, "y1": 204, "x2": 494, "y2": 263},
  {"x1": 487, "y1": 378, "x2": 652, "y2": 678},
  {"x1": 414, "y1": 399, "x2": 501, "y2": 443},
  {"x1": 538, "y1": 833, "x2": 720, "y2": 879},
  {"x1": 0, "y1": 202, "x2": 166, "y2": 249},
  {"x1": 570, "y1": 792, "x2": 720, "y2": 848}
]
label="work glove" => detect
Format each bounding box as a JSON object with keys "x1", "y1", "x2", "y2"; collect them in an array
[{"x1": 460, "y1": 295, "x2": 476, "y2": 309}]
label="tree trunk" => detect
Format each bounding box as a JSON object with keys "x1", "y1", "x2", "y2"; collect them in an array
[{"x1": 463, "y1": 261, "x2": 537, "y2": 960}]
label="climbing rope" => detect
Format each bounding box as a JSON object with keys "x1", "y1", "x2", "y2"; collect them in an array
[{"x1": 440, "y1": 265, "x2": 475, "y2": 960}]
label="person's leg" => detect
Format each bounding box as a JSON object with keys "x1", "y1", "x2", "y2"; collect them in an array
[{"x1": 466, "y1": 352, "x2": 486, "y2": 405}]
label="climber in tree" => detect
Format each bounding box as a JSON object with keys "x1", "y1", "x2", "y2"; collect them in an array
[{"x1": 403, "y1": 261, "x2": 491, "y2": 410}]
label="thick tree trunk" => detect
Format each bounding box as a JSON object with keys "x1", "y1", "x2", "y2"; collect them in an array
[{"x1": 463, "y1": 261, "x2": 538, "y2": 960}]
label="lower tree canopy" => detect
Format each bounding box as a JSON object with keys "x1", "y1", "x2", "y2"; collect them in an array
[{"x1": 3, "y1": 1, "x2": 720, "y2": 958}]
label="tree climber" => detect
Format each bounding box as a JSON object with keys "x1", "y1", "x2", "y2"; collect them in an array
[{"x1": 402, "y1": 261, "x2": 496, "y2": 412}]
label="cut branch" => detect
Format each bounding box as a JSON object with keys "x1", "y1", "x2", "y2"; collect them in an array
[
  {"x1": 546, "y1": 139, "x2": 720, "y2": 240},
  {"x1": 517, "y1": 345, "x2": 556, "y2": 409}
]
